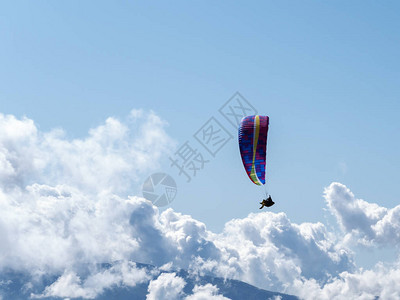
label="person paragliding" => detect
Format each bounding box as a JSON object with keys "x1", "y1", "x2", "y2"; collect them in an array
[
  {"x1": 259, "y1": 195, "x2": 274, "y2": 209},
  {"x1": 238, "y1": 115, "x2": 274, "y2": 209}
]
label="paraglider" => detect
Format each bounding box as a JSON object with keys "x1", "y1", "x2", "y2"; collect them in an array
[{"x1": 238, "y1": 115, "x2": 274, "y2": 209}]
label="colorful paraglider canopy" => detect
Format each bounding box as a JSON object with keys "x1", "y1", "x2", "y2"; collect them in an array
[{"x1": 238, "y1": 115, "x2": 269, "y2": 185}]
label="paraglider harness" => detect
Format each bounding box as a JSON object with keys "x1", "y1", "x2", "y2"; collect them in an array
[{"x1": 259, "y1": 195, "x2": 274, "y2": 209}]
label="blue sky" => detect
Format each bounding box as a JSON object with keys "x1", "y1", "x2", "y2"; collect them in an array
[
  {"x1": 2, "y1": 0, "x2": 399, "y2": 226},
  {"x1": 1, "y1": 1, "x2": 400, "y2": 298}
]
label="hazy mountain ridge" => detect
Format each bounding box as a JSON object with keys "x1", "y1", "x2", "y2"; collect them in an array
[{"x1": 0, "y1": 262, "x2": 298, "y2": 300}]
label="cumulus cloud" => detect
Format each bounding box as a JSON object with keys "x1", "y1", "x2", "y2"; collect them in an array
[
  {"x1": 146, "y1": 273, "x2": 186, "y2": 300},
  {"x1": 185, "y1": 283, "x2": 229, "y2": 300},
  {"x1": 0, "y1": 111, "x2": 175, "y2": 272},
  {"x1": 290, "y1": 261, "x2": 400, "y2": 300},
  {"x1": 0, "y1": 112, "x2": 174, "y2": 292},
  {"x1": 0, "y1": 110, "x2": 173, "y2": 194},
  {"x1": 325, "y1": 182, "x2": 400, "y2": 247},
  {"x1": 211, "y1": 212, "x2": 352, "y2": 289},
  {"x1": 34, "y1": 261, "x2": 151, "y2": 299},
  {"x1": 146, "y1": 274, "x2": 229, "y2": 300},
  {"x1": 1, "y1": 112, "x2": 400, "y2": 299}
]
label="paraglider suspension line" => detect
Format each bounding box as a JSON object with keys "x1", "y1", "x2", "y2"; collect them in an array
[{"x1": 263, "y1": 184, "x2": 269, "y2": 198}]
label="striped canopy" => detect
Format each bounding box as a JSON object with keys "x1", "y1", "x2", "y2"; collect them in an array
[{"x1": 238, "y1": 115, "x2": 269, "y2": 185}]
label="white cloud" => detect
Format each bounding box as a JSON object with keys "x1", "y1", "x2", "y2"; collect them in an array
[
  {"x1": 185, "y1": 284, "x2": 229, "y2": 300},
  {"x1": 0, "y1": 111, "x2": 174, "y2": 195},
  {"x1": 146, "y1": 273, "x2": 186, "y2": 300},
  {"x1": 0, "y1": 180, "x2": 148, "y2": 273},
  {"x1": 290, "y1": 261, "x2": 400, "y2": 300},
  {"x1": 36, "y1": 271, "x2": 95, "y2": 299},
  {"x1": 165, "y1": 210, "x2": 352, "y2": 292},
  {"x1": 34, "y1": 261, "x2": 150, "y2": 299},
  {"x1": 222, "y1": 212, "x2": 352, "y2": 280},
  {"x1": 0, "y1": 112, "x2": 174, "y2": 291},
  {"x1": 325, "y1": 182, "x2": 400, "y2": 247},
  {"x1": 1, "y1": 112, "x2": 400, "y2": 299}
]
